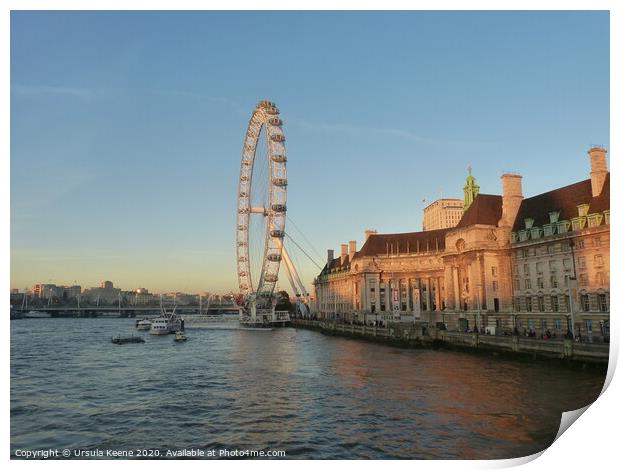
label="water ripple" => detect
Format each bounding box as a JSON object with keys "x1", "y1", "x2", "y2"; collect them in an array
[{"x1": 11, "y1": 318, "x2": 604, "y2": 459}]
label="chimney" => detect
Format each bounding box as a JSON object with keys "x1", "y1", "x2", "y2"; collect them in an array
[
  {"x1": 348, "y1": 240, "x2": 357, "y2": 257},
  {"x1": 364, "y1": 229, "x2": 377, "y2": 241},
  {"x1": 340, "y1": 244, "x2": 348, "y2": 261},
  {"x1": 327, "y1": 249, "x2": 334, "y2": 264},
  {"x1": 588, "y1": 146, "x2": 608, "y2": 197},
  {"x1": 499, "y1": 173, "x2": 523, "y2": 228}
]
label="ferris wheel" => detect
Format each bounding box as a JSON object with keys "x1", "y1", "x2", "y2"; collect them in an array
[{"x1": 236, "y1": 100, "x2": 309, "y2": 324}]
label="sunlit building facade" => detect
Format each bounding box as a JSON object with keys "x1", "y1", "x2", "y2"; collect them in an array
[
  {"x1": 423, "y1": 199, "x2": 464, "y2": 231},
  {"x1": 314, "y1": 147, "x2": 610, "y2": 339}
]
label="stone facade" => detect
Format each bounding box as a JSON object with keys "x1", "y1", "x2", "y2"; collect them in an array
[
  {"x1": 422, "y1": 199, "x2": 464, "y2": 231},
  {"x1": 314, "y1": 147, "x2": 610, "y2": 340}
]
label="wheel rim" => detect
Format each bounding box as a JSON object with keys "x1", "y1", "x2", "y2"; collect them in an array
[{"x1": 236, "y1": 100, "x2": 287, "y2": 308}]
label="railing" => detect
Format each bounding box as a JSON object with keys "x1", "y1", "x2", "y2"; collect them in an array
[{"x1": 291, "y1": 320, "x2": 609, "y2": 364}]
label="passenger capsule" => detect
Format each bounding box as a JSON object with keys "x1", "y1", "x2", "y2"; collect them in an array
[{"x1": 270, "y1": 230, "x2": 285, "y2": 238}]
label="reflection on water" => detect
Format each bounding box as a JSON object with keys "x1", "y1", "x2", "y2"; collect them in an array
[{"x1": 10, "y1": 318, "x2": 605, "y2": 459}]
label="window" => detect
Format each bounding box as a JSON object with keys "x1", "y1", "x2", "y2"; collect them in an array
[
  {"x1": 551, "y1": 296, "x2": 559, "y2": 312},
  {"x1": 524, "y1": 279, "x2": 532, "y2": 290},
  {"x1": 525, "y1": 297, "x2": 532, "y2": 312},
  {"x1": 537, "y1": 296, "x2": 545, "y2": 312},
  {"x1": 563, "y1": 258, "x2": 572, "y2": 269},
  {"x1": 579, "y1": 273, "x2": 588, "y2": 286},
  {"x1": 492, "y1": 280, "x2": 498, "y2": 291},
  {"x1": 550, "y1": 276, "x2": 558, "y2": 288},
  {"x1": 594, "y1": 237, "x2": 602, "y2": 247},
  {"x1": 536, "y1": 262, "x2": 543, "y2": 273},
  {"x1": 580, "y1": 294, "x2": 590, "y2": 312},
  {"x1": 594, "y1": 254, "x2": 604, "y2": 267},
  {"x1": 577, "y1": 240, "x2": 585, "y2": 249},
  {"x1": 513, "y1": 279, "x2": 520, "y2": 291},
  {"x1": 523, "y1": 264, "x2": 530, "y2": 276},
  {"x1": 578, "y1": 257, "x2": 586, "y2": 269},
  {"x1": 598, "y1": 294, "x2": 608, "y2": 312},
  {"x1": 564, "y1": 295, "x2": 571, "y2": 312},
  {"x1": 549, "y1": 260, "x2": 558, "y2": 272},
  {"x1": 585, "y1": 320, "x2": 593, "y2": 334},
  {"x1": 537, "y1": 278, "x2": 544, "y2": 289},
  {"x1": 491, "y1": 266, "x2": 498, "y2": 277}
]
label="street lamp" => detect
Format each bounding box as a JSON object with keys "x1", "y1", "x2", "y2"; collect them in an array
[
  {"x1": 566, "y1": 238, "x2": 578, "y2": 339},
  {"x1": 477, "y1": 284, "x2": 483, "y2": 334}
]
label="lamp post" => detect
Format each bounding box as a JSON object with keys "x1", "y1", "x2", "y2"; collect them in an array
[
  {"x1": 566, "y1": 239, "x2": 578, "y2": 339},
  {"x1": 477, "y1": 284, "x2": 483, "y2": 334}
]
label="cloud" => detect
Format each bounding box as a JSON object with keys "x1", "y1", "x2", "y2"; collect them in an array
[
  {"x1": 12, "y1": 84, "x2": 97, "y2": 101},
  {"x1": 153, "y1": 89, "x2": 246, "y2": 116},
  {"x1": 290, "y1": 117, "x2": 424, "y2": 142},
  {"x1": 289, "y1": 117, "x2": 496, "y2": 147}
]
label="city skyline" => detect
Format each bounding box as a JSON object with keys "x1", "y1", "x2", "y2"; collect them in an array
[{"x1": 10, "y1": 11, "x2": 610, "y2": 292}]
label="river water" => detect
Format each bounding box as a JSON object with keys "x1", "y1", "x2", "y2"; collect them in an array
[{"x1": 10, "y1": 317, "x2": 606, "y2": 459}]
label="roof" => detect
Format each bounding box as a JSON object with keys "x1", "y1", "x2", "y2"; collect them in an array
[
  {"x1": 319, "y1": 254, "x2": 350, "y2": 275},
  {"x1": 455, "y1": 194, "x2": 503, "y2": 228},
  {"x1": 589, "y1": 173, "x2": 610, "y2": 214},
  {"x1": 355, "y1": 228, "x2": 450, "y2": 258},
  {"x1": 512, "y1": 176, "x2": 609, "y2": 231}
]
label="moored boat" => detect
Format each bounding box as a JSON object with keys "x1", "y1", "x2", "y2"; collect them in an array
[
  {"x1": 111, "y1": 335, "x2": 145, "y2": 344},
  {"x1": 174, "y1": 330, "x2": 188, "y2": 342},
  {"x1": 135, "y1": 318, "x2": 152, "y2": 331},
  {"x1": 24, "y1": 311, "x2": 51, "y2": 319},
  {"x1": 150, "y1": 305, "x2": 184, "y2": 335}
]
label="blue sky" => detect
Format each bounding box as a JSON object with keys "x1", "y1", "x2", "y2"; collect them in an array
[{"x1": 10, "y1": 11, "x2": 609, "y2": 293}]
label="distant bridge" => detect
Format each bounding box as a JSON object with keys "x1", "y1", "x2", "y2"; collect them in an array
[{"x1": 13, "y1": 305, "x2": 241, "y2": 318}]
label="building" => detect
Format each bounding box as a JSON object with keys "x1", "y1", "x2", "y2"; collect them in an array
[
  {"x1": 509, "y1": 147, "x2": 610, "y2": 339},
  {"x1": 82, "y1": 281, "x2": 121, "y2": 305},
  {"x1": 314, "y1": 147, "x2": 610, "y2": 340},
  {"x1": 422, "y1": 170, "x2": 479, "y2": 231},
  {"x1": 32, "y1": 284, "x2": 81, "y2": 301},
  {"x1": 423, "y1": 199, "x2": 464, "y2": 231}
]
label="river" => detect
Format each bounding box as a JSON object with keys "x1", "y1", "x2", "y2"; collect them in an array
[{"x1": 10, "y1": 317, "x2": 605, "y2": 459}]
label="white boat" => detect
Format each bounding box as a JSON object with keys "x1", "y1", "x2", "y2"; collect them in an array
[
  {"x1": 135, "y1": 318, "x2": 152, "y2": 331},
  {"x1": 150, "y1": 306, "x2": 184, "y2": 335},
  {"x1": 24, "y1": 310, "x2": 51, "y2": 319},
  {"x1": 174, "y1": 330, "x2": 188, "y2": 342}
]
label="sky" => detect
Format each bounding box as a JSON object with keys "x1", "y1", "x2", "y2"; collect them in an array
[{"x1": 10, "y1": 11, "x2": 610, "y2": 294}]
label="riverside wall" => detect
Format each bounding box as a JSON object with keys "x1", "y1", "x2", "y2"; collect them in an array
[{"x1": 291, "y1": 319, "x2": 609, "y2": 367}]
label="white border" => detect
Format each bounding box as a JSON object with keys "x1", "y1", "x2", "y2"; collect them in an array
[{"x1": 3, "y1": 2, "x2": 616, "y2": 468}]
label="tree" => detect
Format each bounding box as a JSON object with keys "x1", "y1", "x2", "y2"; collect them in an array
[{"x1": 275, "y1": 290, "x2": 292, "y2": 312}]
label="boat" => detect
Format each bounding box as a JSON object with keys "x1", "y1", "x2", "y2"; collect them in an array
[
  {"x1": 111, "y1": 335, "x2": 145, "y2": 345},
  {"x1": 135, "y1": 318, "x2": 152, "y2": 331},
  {"x1": 24, "y1": 310, "x2": 52, "y2": 319},
  {"x1": 150, "y1": 305, "x2": 184, "y2": 335},
  {"x1": 174, "y1": 331, "x2": 188, "y2": 342}
]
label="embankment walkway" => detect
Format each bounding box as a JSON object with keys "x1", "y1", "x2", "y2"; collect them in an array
[{"x1": 291, "y1": 319, "x2": 609, "y2": 367}]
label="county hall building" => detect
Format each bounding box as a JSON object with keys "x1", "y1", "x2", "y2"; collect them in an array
[{"x1": 313, "y1": 147, "x2": 610, "y2": 340}]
